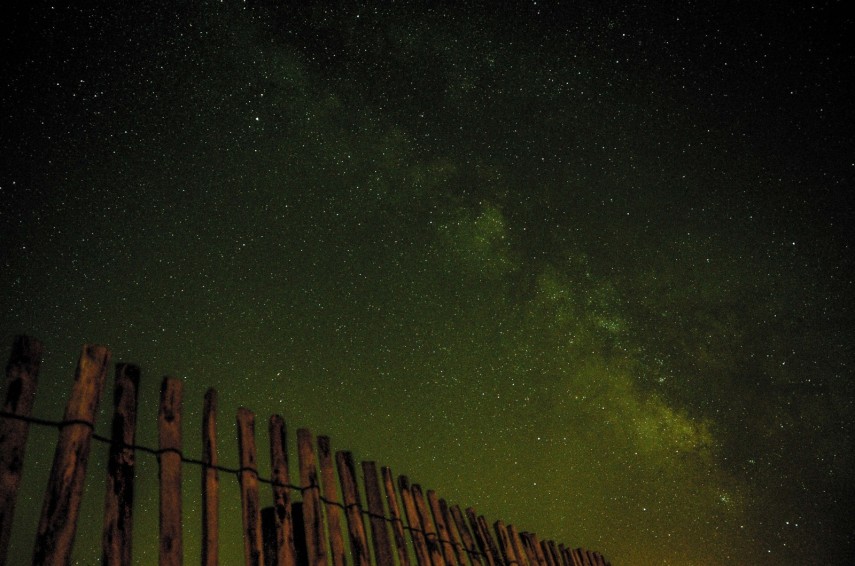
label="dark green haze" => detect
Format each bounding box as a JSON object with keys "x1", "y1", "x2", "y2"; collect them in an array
[{"x1": 2, "y1": 2, "x2": 852, "y2": 564}]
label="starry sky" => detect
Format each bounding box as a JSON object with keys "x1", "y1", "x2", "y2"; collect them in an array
[{"x1": 1, "y1": 1, "x2": 853, "y2": 564}]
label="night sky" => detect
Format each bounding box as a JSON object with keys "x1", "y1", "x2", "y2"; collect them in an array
[{"x1": 2, "y1": 1, "x2": 853, "y2": 564}]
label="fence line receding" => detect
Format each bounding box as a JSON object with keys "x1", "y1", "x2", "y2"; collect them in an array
[{"x1": 0, "y1": 336, "x2": 612, "y2": 566}]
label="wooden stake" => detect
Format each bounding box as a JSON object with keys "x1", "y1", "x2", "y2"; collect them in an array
[
  {"x1": 449, "y1": 505, "x2": 481, "y2": 566},
  {"x1": 202, "y1": 389, "x2": 219, "y2": 566},
  {"x1": 399, "y1": 476, "x2": 431, "y2": 566},
  {"x1": 507, "y1": 526, "x2": 529, "y2": 566},
  {"x1": 381, "y1": 467, "x2": 410, "y2": 566},
  {"x1": 238, "y1": 407, "x2": 264, "y2": 566},
  {"x1": 0, "y1": 335, "x2": 42, "y2": 564},
  {"x1": 33, "y1": 344, "x2": 110, "y2": 566},
  {"x1": 411, "y1": 485, "x2": 445, "y2": 566},
  {"x1": 158, "y1": 377, "x2": 183, "y2": 566},
  {"x1": 426, "y1": 491, "x2": 457, "y2": 566},
  {"x1": 102, "y1": 363, "x2": 140, "y2": 566},
  {"x1": 270, "y1": 414, "x2": 297, "y2": 566},
  {"x1": 317, "y1": 436, "x2": 346, "y2": 566},
  {"x1": 438, "y1": 499, "x2": 467, "y2": 566},
  {"x1": 492, "y1": 521, "x2": 517, "y2": 566},
  {"x1": 336, "y1": 451, "x2": 371, "y2": 566},
  {"x1": 361, "y1": 461, "x2": 394, "y2": 566},
  {"x1": 297, "y1": 429, "x2": 327, "y2": 566}
]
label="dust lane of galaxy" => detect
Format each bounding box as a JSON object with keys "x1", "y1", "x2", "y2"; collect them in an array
[{"x1": 1, "y1": 2, "x2": 852, "y2": 564}]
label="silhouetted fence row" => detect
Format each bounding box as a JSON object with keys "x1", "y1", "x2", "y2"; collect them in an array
[{"x1": 0, "y1": 336, "x2": 611, "y2": 566}]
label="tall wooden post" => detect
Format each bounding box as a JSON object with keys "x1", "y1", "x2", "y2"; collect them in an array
[
  {"x1": 202, "y1": 389, "x2": 219, "y2": 566},
  {"x1": 426, "y1": 491, "x2": 457, "y2": 566},
  {"x1": 158, "y1": 377, "x2": 183, "y2": 566},
  {"x1": 297, "y1": 429, "x2": 327, "y2": 566},
  {"x1": 381, "y1": 467, "x2": 410, "y2": 566},
  {"x1": 411, "y1": 485, "x2": 445, "y2": 566},
  {"x1": 0, "y1": 335, "x2": 42, "y2": 564},
  {"x1": 438, "y1": 499, "x2": 468, "y2": 566},
  {"x1": 33, "y1": 344, "x2": 110, "y2": 566},
  {"x1": 361, "y1": 461, "x2": 394, "y2": 566},
  {"x1": 102, "y1": 363, "x2": 140, "y2": 566},
  {"x1": 238, "y1": 408, "x2": 264, "y2": 566},
  {"x1": 336, "y1": 451, "x2": 371, "y2": 566},
  {"x1": 449, "y1": 505, "x2": 481, "y2": 566},
  {"x1": 316, "y1": 436, "x2": 346, "y2": 566},
  {"x1": 269, "y1": 415, "x2": 297, "y2": 566},
  {"x1": 398, "y1": 476, "x2": 431, "y2": 566}
]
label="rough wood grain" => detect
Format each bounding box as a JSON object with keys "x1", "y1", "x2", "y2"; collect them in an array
[
  {"x1": 426, "y1": 491, "x2": 457, "y2": 566},
  {"x1": 399, "y1": 476, "x2": 431, "y2": 566},
  {"x1": 202, "y1": 388, "x2": 219, "y2": 566},
  {"x1": 33, "y1": 344, "x2": 110, "y2": 566},
  {"x1": 158, "y1": 377, "x2": 183, "y2": 566},
  {"x1": 297, "y1": 428, "x2": 327, "y2": 566},
  {"x1": 238, "y1": 407, "x2": 264, "y2": 566},
  {"x1": 336, "y1": 451, "x2": 371, "y2": 566},
  {"x1": 102, "y1": 363, "x2": 140, "y2": 566},
  {"x1": 492, "y1": 521, "x2": 517, "y2": 566},
  {"x1": 507, "y1": 526, "x2": 529, "y2": 566},
  {"x1": 438, "y1": 499, "x2": 467, "y2": 566},
  {"x1": 449, "y1": 505, "x2": 481, "y2": 566},
  {"x1": 361, "y1": 461, "x2": 394, "y2": 566},
  {"x1": 270, "y1": 414, "x2": 297, "y2": 566},
  {"x1": 0, "y1": 335, "x2": 42, "y2": 565},
  {"x1": 381, "y1": 467, "x2": 410, "y2": 566},
  {"x1": 411, "y1": 485, "x2": 445, "y2": 566},
  {"x1": 317, "y1": 436, "x2": 347, "y2": 566},
  {"x1": 466, "y1": 510, "x2": 498, "y2": 566}
]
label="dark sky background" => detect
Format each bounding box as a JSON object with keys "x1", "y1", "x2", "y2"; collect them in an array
[{"x1": 1, "y1": 1, "x2": 853, "y2": 564}]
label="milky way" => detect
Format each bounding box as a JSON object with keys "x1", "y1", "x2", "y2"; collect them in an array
[{"x1": 2, "y1": 2, "x2": 852, "y2": 564}]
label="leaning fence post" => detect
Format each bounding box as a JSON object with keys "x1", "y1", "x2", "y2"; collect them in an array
[
  {"x1": 0, "y1": 335, "x2": 42, "y2": 565},
  {"x1": 438, "y1": 499, "x2": 468, "y2": 566},
  {"x1": 269, "y1": 414, "x2": 297, "y2": 566},
  {"x1": 449, "y1": 505, "x2": 481, "y2": 566},
  {"x1": 158, "y1": 377, "x2": 183, "y2": 566},
  {"x1": 493, "y1": 521, "x2": 517, "y2": 566},
  {"x1": 426, "y1": 491, "x2": 457, "y2": 566},
  {"x1": 238, "y1": 407, "x2": 264, "y2": 566},
  {"x1": 335, "y1": 451, "x2": 371, "y2": 566},
  {"x1": 411, "y1": 485, "x2": 445, "y2": 566},
  {"x1": 317, "y1": 436, "x2": 346, "y2": 566},
  {"x1": 102, "y1": 363, "x2": 140, "y2": 566},
  {"x1": 381, "y1": 467, "x2": 410, "y2": 566},
  {"x1": 202, "y1": 388, "x2": 219, "y2": 566},
  {"x1": 361, "y1": 461, "x2": 394, "y2": 566},
  {"x1": 507, "y1": 526, "x2": 529, "y2": 566},
  {"x1": 399, "y1": 476, "x2": 431, "y2": 566},
  {"x1": 33, "y1": 343, "x2": 110, "y2": 566},
  {"x1": 297, "y1": 428, "x2": 327, "y2": 566}
]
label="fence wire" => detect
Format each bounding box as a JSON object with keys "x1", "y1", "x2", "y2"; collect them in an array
[{"x1": 1, "y1": 410, "x2": 503, "y2": 564}]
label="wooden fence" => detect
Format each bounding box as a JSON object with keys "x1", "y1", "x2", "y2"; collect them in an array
[{"x1": 0, "y1": 336, "x2": 611, "y2": 566}]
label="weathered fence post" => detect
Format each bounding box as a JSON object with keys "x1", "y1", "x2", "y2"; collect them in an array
[
  {"x1": 466, "y1": 510, "x2": 499, "y2": 566},
  {"x1": 399, "y1": 476, "x2": 431, "y2": 566},
  {"x1": 33, "y1": 343, "x2": 110, "y2": 566},
  {"x1": 493, "y1": 521, "x2": 517, "y2": 566},
  {"x1": 438, "y1": 499, "x2": 468, "y2": 566},
  {"x1": 238, "y1": 407, "x2": 264, "y2": 566},
  {"x1": 449, "y1": 505, "x2": 481, "y2": 566},
  {"x1": 297, "y1": 429, "x2": 327, "y2": 566},
  {"x1": 507, "y1": 526, "x2": 529, "y2": 566},
  {"x1": 335, "y1": 451, "x2": 371, "y2": 566},
  {"x1": 381, "y1": 467, "x2": 410, "y2": 566},
  {"x1": 202, "y1": 388, "x2": 219, "y2": 566},
  {"x1": 426, "y1": 491, "x2": 457, "y2": 566},
  {"x1": 102, "y1": 363, "x2": 140, "y2": 566},
  {"x1": 316, "y1": 436, "x2": 346, "y2": 566},
  {"x1": 159, "y1": 377, "x2": 183, "y2": 566},
  {"x1": 411, "y1": 484, "x2": 445, "y2": 566},
  {"x1": 269, "y1": 414, "x2": 297, "y2": 566},
  {"x1": 0, "y1": 335, "x2": 42, "y2": 564},
  {"x1": 361, "y1": 461, "x2": 394, "y2": 566}
]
